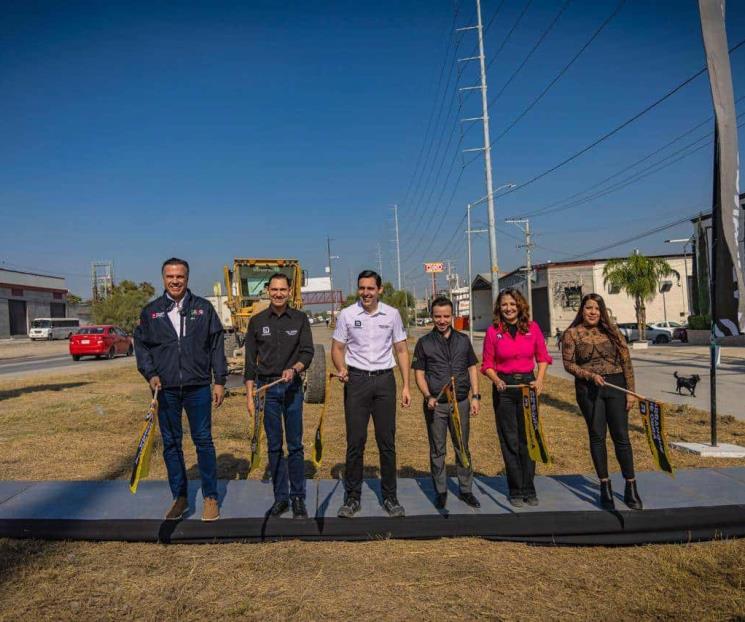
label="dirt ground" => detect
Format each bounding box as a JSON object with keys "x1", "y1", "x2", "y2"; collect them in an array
[
  {"x1": 0, "y1": 339, "x2": 69, "y2": 359},
  {"x1": 0, "y1": 359, "x2": 744, "y2": 620}
]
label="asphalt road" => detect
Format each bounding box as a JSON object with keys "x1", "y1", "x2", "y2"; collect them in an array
[{"x1": 0, "y1": 352, "x2": 134, "y2": 379}]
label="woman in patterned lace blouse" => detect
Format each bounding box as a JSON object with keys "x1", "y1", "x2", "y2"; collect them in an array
[{"x1": 561, "y1": 293, "x2": 643, "y2": 511}]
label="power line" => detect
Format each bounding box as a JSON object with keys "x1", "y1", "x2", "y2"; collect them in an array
[
  {"x1": 476, "y1": 0, "x2": 626, "y2": 157},
  {"x1": 563, "y1": 213, "x2": 701, "y2": 260},
  {"x1": 398, "y1": 2, "x2": 462, "y2": 212},
  {"x1": 518, "y1": 114, "x2": 745, "y2": 219},
  {"x1": 487, "y1": 0, "x2": 572, "y2": 109},
  {"x1": 485, "y1": 0, "x2": 535, "y2": 72},
  {"x1": 492, "y1": 36, "x2": 745, "y2": 199}
]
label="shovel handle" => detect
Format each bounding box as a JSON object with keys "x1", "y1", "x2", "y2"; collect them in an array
[{"x1": 603, "y1": 381, "x2": 646, "y2": 401}]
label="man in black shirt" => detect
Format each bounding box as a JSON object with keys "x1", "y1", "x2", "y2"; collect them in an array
[
  {"x1": 413, "y1": 296, "x2": 481, "y2": 509},
  {"x1": 245, "y1": 273, "x2": 314, "y2": 518}
]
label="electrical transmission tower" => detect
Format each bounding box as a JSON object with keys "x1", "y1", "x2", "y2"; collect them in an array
[{"x1": 91, "y1": 261, "x2": 114, "y2": 302}]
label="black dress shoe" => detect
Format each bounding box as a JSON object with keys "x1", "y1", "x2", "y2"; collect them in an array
[
  {"x1": 600, "y1": 480, "x2": 615, "y2": 510},
  {"x1": 524, "y1": 495, "x2": 539, "y2": 507},
  {"x1": 292, "y1": 497, "x2": 308, "y2": 519},
  {"x1": 460, "y1": 492, "x2": 481, "y2": 508},
  {"x1": 337, "y1": 498, "x2": 361, "y2": 518},
  {"x1": 624, "y1": 480, "x2": 643, "y2": 510},
  {"x1": 434, "y1": 492, "x2": 447, "y2": 509},
  {"x1": 383, "y1": 497, "x2": 405, "y2": 518},
  {"x1": 268, "y1": 499, "x2": 289, "y2": 517}
]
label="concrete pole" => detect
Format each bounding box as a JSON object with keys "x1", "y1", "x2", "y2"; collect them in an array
[
  {"x1": 393, "y1": 204, "x2": 402, "y2": 290},
  {"x1": 467, "y1": 204, "x2": 474, "y2": 342},
  {"x1": 475, "y1": 0, "x2": 499, "y2": 308}
]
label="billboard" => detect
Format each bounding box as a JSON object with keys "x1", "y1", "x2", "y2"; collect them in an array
[{"x1": 424, "y1": 262, "x2": 444, "y2": 273}]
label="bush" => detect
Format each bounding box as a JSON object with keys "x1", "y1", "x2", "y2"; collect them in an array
[{"x1": 687, "y1": 314, "x2": 711, "y2": 330}]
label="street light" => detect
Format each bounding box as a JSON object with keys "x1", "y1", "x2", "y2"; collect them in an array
[
  {"x1": 466, "y1": 183, "x2": 516, "y2": 342},
  {"x1": 665, "y1": 237, "x2": 693, "y2": 317}
]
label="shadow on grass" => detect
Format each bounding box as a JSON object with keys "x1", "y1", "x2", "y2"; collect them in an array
[
  {"x1": 0, "y1": 381, "x2": 90, "y2": 402},
  {"x1": 541, "y1": 393, "x2": 581, "y2": 416}
]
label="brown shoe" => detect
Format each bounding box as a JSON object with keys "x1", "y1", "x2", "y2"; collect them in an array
[
  {"x1": 202, "y1": 497, "x2": 220, "y2": 522},
  {"x1": 165, "y1": 496, "x2": 188, "y2": 520}
]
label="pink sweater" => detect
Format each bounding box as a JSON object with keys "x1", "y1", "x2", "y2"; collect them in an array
[{"x1": 480, "y1": 321, "x2": 553, "y2": 375}]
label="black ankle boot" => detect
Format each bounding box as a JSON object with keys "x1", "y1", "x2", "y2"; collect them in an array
[
  {"x1": 624, "y1": 480, "x2": 643, "y2": 510},
  {"x1": 600, "y1": 480, "x2": 615, "y2": 510}
]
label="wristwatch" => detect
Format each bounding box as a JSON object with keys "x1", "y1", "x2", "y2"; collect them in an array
[
  {"x1": 424, "y1": 394, "x2": 433, "y2": 401},
  {"x1": 471, "y1": 394, "x2": 481, "y2": 400}
]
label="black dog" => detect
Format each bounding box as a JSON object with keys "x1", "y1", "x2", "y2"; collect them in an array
[{"x1": 674, "y1": 371, "x2": 701, "y2": 397}]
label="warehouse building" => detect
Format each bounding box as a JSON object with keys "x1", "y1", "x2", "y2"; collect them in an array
[{"x1": 0, "y1": 268, "x2": 68, "y2": 338}]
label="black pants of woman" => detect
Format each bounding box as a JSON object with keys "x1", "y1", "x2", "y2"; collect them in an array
[
  {"x1": 575, "y1": 372, "x2": 635, "y2": 480},
  {"x1": 493, "y1": 373, "x2": 536, "y2": 500}
]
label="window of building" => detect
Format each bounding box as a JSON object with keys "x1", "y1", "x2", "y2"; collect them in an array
[
  {"x1": 11, "y1": 288, "x2": 23, "y2": 297},
  {"x1": 563, "y1": 286, "x2": 582, "y2": 309}
]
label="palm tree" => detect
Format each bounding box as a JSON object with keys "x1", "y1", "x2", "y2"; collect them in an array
[{"x1": 603, "y1": 251, "x2": 674, "y2": 341}]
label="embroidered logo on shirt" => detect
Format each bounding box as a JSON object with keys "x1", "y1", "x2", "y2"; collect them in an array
[
  {"x1": 285, "y1": 329, "x2": 298, "y2": 336},
  {"x1": 151, "y1": 312, "x2": 165, "y2": 319},
  {"x1": 191, "y1": 309, "x2": 204, "y2": 316},
  {"x1": 378, "y1": 323, "x2": 391, "y2": 329},
  {"x1": 354, "y1": 320, "x2": 362, "y2": 328},
  {"x1": 262, "y1": 326, "x2": 271, "y2": 336}
]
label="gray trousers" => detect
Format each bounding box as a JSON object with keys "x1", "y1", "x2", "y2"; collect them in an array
[{"x1": 424, "y1": 398, "x2": 473, "y2": 494}]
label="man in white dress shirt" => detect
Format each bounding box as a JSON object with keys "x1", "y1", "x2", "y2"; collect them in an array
[{"x1": 331, "y1": 270, "x2": 411, "y2": 518}]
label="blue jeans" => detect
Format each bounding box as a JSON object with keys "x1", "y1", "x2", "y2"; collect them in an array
[
  {"x1": 259, "y1": 377, "x2": 305, "y2": 501},
  {"x1": 157, "y1": 385, "x2": 218, "y2": 500}
]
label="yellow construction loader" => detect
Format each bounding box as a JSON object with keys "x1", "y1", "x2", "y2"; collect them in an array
[{"x1": 222, "y1": 258, "x2": 326, "y2": 403}]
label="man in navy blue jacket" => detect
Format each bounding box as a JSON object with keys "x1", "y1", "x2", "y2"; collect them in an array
[{"x1": 134, "y1": 257, "x2": 227, "y2": 522}]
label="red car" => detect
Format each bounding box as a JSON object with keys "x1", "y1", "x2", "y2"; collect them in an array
[{"x1": 69, "y1": 325, "x2": 134, "y2": 361}]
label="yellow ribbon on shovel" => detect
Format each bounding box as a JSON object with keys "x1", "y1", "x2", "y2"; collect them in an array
[
  {"x1": 438, "y1": 377, "x2": 471, "y2": 472},
  {"x1": 247, "y1": 378, "x2": 285, "y2": 473},
  {"x1": 129, "y1": 388, "x2": 159, "y2": 494},
  {"x1": 604, "y1": 381, "x2": 675, "y2": 476}
]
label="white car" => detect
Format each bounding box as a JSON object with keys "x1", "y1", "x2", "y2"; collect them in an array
[{"x1": 616, "y1": 323, "x2": 673, "y2": 344}]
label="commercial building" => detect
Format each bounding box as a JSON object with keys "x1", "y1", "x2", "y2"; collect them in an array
[
  {"x1": 0, "y1": 268, "x2": 68, "y2": 338},
  {"x1": 470, "y1": 253, "x2": 691, "y2": 335}
]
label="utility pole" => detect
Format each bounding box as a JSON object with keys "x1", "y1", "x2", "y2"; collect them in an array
[
  {"x1": 326, "y1": 237, "x2": 339, "y2": 320},
  {"x1": 458, "y1": 0, "x2": 499, "y2": 307},
  {"x1": 467, "y1": 203, "x2": 488, "y2": 342},
  {"x1": 392, "y1": 204, "x2": 402, "y2": 290},
  {"x1": 505, "y1": 218, "x2": 534, "y2": 316},
  {"x1": 376, "y1": 243, "x2": 384, "y2": 278}
]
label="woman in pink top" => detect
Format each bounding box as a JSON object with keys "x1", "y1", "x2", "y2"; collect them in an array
[{"x1": 481, "y1": 288, "x2": 552, "y2": 507}]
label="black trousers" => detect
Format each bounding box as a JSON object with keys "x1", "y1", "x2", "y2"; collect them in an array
[
  {"x1": 575, "y1": 373, "x2": 635, "y2": 480},
  {"x1": 493, "y1": 373, "x2": 536, "y2": 499},
  {"x1": 343, "y1": 370, "x2": 397, "y2": 500}
]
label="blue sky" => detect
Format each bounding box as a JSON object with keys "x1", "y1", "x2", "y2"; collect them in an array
[{"x1": 1, "y1": 0, "x2": 743, "y2": 298}]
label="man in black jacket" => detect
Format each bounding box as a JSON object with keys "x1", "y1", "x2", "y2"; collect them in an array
[
  {"x1": 245, "y1": 272, "x2": 314, "y2": 518},
  {"x1": 413, "y1": 296, "x2": 481, "y2": 509},
  {"x1": 134, "y1": 257, "x2": 227, "y2": 522}
]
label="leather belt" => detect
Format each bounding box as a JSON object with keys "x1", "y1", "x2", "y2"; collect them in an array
[{"x1": 348, "y1": 366, "x2": 393, "y2": 377}]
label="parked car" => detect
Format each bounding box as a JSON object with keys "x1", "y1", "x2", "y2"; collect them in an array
[
  {"x1": 69, "y1": 325, "x2": 133, "y2": 361},
  {"x1": 615, "y1": 322, "x2": 674, "y2": 344},
  {"x1": 648, "y1": 321, "x2": 687, "y2": 343}
]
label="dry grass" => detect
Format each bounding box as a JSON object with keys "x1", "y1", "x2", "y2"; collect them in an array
[
  {"x1": 0, "y1": 359, "x2": 743, "y2": 482},
  {"x1": 1, "y1": 358, "x2": 744, "y2": 620},
  {"x1": 0, "y1": 537, "x2": 743, "y2": 621}
]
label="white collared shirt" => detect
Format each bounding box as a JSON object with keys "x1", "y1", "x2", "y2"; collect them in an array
[
  {"x1": 166, "y1": 294, "x2": 186, "y2": 339},
  {"x1": 332, "y1": 300, "x2": 407, "y2": 371}
]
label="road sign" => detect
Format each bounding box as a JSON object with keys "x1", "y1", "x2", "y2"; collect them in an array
[{"x1": 424, "y1": 262, "x2": 444, "y2": 273}]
